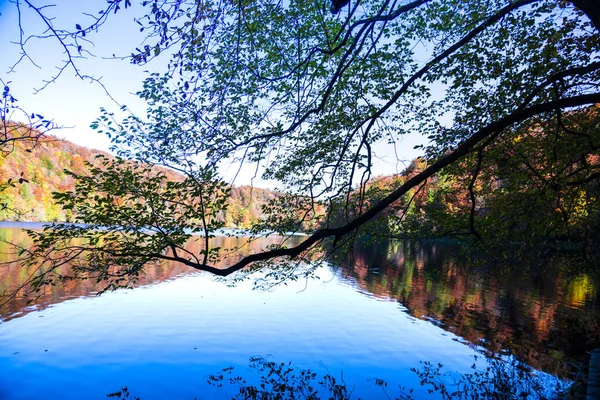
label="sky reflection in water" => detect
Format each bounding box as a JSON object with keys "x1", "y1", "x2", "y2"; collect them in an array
[{"x1": 0, "y1": 226, "x2": 597, "y2": 399}]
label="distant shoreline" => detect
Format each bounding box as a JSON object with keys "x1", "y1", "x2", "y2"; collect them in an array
[
  {"x1": 0, "y1": 221, "x2": 308, "y2": 237},
  {"x1": 0, "y1": 221, "x2": 49, "y2": 230}
]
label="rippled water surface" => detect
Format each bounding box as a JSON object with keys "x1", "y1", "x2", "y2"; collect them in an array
[{"x1": 0, "y1": 224, "x2": 598, "y2": 399}]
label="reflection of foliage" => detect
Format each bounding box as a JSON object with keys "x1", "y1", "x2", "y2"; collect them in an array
[
  {"x1": 410, "y1": 355, "x2": 565, "y2": 400},
  {"x1": 207, "y1": 356, "x2": 354, "y2": 400},
  {"x1": 107, "y1": 387, "x2": 140, "y2": 400},
  {"x1": 566, "y1": 275, "x2": 596, "y2": 308},
  {"x1": 203, "y1": 353, "x2": 565, "y2": 400},
  {"x1": 0, "y1": 229, "x2": 298, "y2": 321},
  {"x1": 336, "y1": 240, "x2": 600, "y2": 377}
]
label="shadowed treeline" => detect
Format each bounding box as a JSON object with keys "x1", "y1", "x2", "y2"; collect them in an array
[{"x1": 336, "y1": 240, "x2": 600, "y2": 378}]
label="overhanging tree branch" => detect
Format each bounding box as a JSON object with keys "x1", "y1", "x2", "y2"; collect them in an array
[
  {"x1": 571, "y1": 0, "x2": 600, "y2": 31},
  {"x1": 171, "y1": 93, "x2": 600, "y2": 276},
  {"x1": 6, "y1": 0, "x2": 599, "y2": 296}
]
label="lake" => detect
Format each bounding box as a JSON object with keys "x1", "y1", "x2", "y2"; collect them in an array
[{"x1": 0, "y1": 223, "x2": 598, "y2": 399}]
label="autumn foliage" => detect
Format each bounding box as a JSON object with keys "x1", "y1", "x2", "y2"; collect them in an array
[{"x1": 0, "y1": 126, "x2": 278, "y2": 228}]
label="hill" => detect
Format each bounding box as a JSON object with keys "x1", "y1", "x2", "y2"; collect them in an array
[{"x1": 0, "y1": 127, "x2": 278, "y2": 227}]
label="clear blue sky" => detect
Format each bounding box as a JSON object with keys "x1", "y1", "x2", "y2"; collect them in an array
[
  {"x1": 0, "y1": 0, "x2": 425, "y2": 185},
  {"x1": 0, "y1": 0, "x2": 149, "y2": 151}
]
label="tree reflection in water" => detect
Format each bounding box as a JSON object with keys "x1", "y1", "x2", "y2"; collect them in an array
[
  {"x1": 0, "y1": 227, "x2": 300, "y2": 321},
  {"x1": 1, "y1": 227, "x2": 598, "y2": 383},
  {"x1": 335, "y1": 240, "x2": 599, "y2": 378}
]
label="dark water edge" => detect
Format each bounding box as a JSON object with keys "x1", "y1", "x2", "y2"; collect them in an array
[{"x1": 336, "y1": 239, "x2": 600, "y2": 378}]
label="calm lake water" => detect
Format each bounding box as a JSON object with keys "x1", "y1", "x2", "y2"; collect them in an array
[{"x1": 0, "y1": 223, "x2": 598, "y2": 399}]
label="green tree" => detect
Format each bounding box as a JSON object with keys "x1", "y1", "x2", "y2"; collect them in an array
[
  {"x1": 442, "y1": 107, "x2": 598, "y2": 264},
  {"x1": 374, "y1": 104, "x2": 599, "y2": 274},
  {"x1": 11, "y1": 0, "x2": 600, "y2": 291}
]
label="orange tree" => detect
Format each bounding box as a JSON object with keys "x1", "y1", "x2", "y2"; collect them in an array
[{"x1": 0, "y1": 83, "x2": 58, "y2": 216}]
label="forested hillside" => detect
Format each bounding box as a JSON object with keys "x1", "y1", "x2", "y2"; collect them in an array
[
  {"x1": 4, "y1": 104, "x2": 598, "y2": 244},
  {"x1": 351, "y1": 106, "x2": 600, "y2": 264},
  {"x1": 0, "y1": 128, "x2": 277, "y2": 227}
]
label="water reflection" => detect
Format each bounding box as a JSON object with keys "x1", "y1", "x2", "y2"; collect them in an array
[
  {"x1": 0, "y1": 226, "x2": 299, "y2": 321},
  {"x1": 0, "y1": 228, "x2": 486, "y2": 400},
  {"x1": 1, "y1": 226, "x2": 599, "y2": 381},
  {"x1": 336, "y1": 240, "x2": 600, "y2": 376}
]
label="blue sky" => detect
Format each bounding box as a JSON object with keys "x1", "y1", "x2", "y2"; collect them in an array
[
  {"x1": 0, "y1": 0, "x2": 149, "y2": 151},
  {"x1": 0, "y1": 0, "x2": 425, "y2": 186}
]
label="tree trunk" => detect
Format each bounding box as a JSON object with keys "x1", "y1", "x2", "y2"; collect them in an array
[{"x1": 571, "y1": 0, "x2": 600, "y2": 32}]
